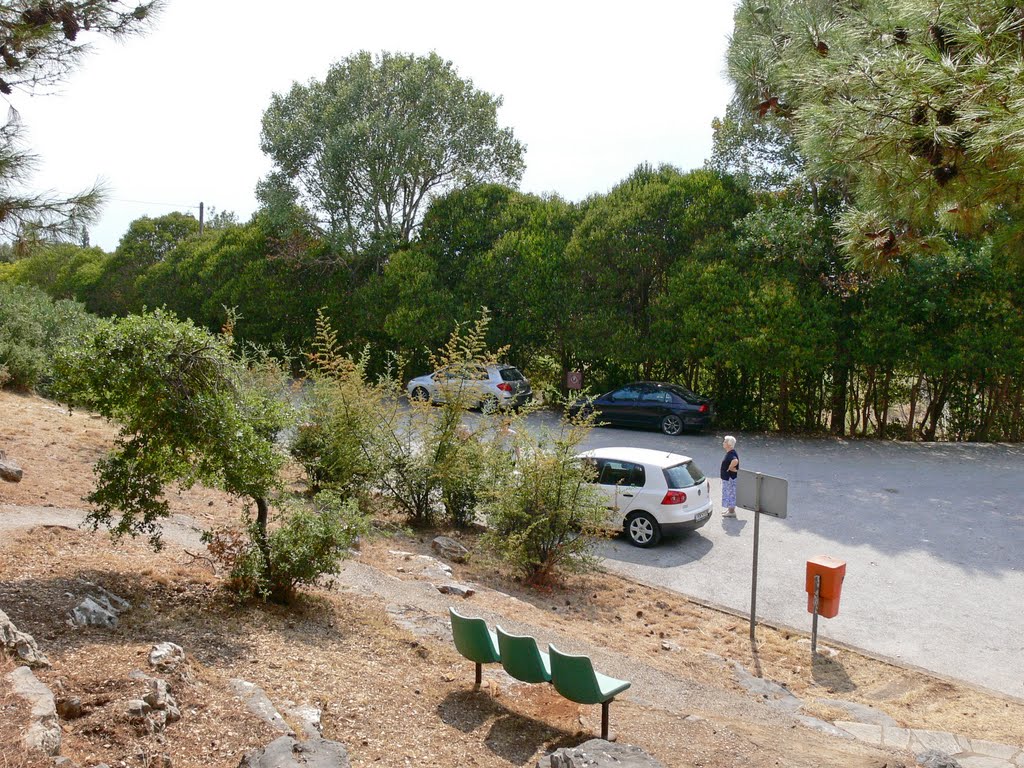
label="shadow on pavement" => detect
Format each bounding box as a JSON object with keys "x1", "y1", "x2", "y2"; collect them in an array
[{"x1": 598, "y1": 531, "x2": 714, "y2": 568}]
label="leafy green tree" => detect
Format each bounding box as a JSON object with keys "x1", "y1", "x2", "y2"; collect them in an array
[
  {"x1": 707, "y1": 99, "x2": 803, "y2": 193},
  {"x1": 727, "y1": 0, "x2": 1024, "y2": 264},
  {"x1": 566, "y1": 165, "x2": 754, "y2": 379},
  {"x1": 90, "y1": 212, "x2": 199, "y2": 316},
  {"x1": 52, "y1": 310, "x2": 289, "y2": 554},
  {"x1": 0, "y1": 1, "x2": 158, "y2": 243},
  {"x1": 376, "y1": 184, "x2": 544, "y2": 368},
  {"x1": 258, "y1": 51, "x2": 525, "y2": 272},
  {"x1": 0, "y1": 241, "x2": 108, "y2": 300},
  {"x1": 482, "y1": 194, "x2": 585, "y2": 381}
]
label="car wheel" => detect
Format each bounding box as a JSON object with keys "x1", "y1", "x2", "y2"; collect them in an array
[
  {"x1": 660, "y1": 414, "x2": 683, "y2": 436},
  {"x1": 480, "y1": 394, "x2": 500, "y2": 413},
  {"x1": 411, "y1": 386, "x2": 430, "y2": 403},
  {"x1": 625, "y1": 512, "x2": 662, "y2": 548}
]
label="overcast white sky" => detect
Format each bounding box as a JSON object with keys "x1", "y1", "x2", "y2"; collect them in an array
[{"x1": 13, "y1": 1, "x2": 738, "y2": 251}]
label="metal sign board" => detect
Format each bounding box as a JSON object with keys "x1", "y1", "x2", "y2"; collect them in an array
[{"x1": 736, "y1": 469, "x2": 788, "y2": 519}]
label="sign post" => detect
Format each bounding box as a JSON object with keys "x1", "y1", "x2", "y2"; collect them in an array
[
  {"x1": 736, "y1": 469, "x2": 788, "y2": 643},
  {"x1": 811, "y1": 574, "x2": 821, "y2": 654}
]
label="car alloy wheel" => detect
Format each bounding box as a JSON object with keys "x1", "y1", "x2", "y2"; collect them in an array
[
  {"x1": 626, "y1": 512, "x2": 662, "y2": 548},
  {"x1": 660, "y1": 414, "x2": 683, "y2": 436},
  {"x1": 411, "y1": 386, "x2": 430, "y2": 402}
]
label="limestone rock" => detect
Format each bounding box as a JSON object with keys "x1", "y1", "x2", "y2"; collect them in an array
[
  {"x1": 284, "y1": 703, "x2": 322, "y2": 739},
  {"x1": 0, "y1": 608, "x2": 50, "y2": 667},
  {"x1": 431, "y1": 536, "x2": 469, "y2": 563},
  {"x1": 127, "y1": 699, "x2": 151, "y2": 717},
  {"x1": 238, "y1": 736, "x2": 350, "y2": 768},
  {"x1": 149, "y1": 642, "x2": 185, "y2": 672},
  {"x1": 538, "y1": 739, "x2": 665, "y2": 768},
  {"x1": 6, "y1": 665, "x2": 61, "y2": 756},
  {"x1": 69, "y1": 588, "x2": 130, "y2": 629},
  {"x1": 917, "y1": 750, "x2": 963, "y2": 768},
  {"x1": 0, "y1": 452, "x2": 22, "y2": 482},
  {"x1": 230, "y1": 679, "x2": 292, "y2": 735}
]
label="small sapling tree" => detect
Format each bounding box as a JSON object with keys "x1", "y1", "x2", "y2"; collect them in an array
[
  {"x1": 481, "y1": 398, "x2": 607, "y2": 586},
  {"x1": 53, "y1": 309, "x2": 362, "y2": 602}
]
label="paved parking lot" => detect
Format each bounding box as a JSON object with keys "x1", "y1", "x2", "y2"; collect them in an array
[{"x1": 527, "y1": 413, "x2": 1024, "y2": 699}]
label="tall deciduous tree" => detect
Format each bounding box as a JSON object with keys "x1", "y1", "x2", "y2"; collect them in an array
[
  {"x1": 258, "y1": 51, "x2": 525, "y2": 273},
  {"x1": 0, "y1": 1, "x2": 159, "y2": 243},
  {"x1": 727, "y1": 0, "x2": 1024, "y2": 265}
]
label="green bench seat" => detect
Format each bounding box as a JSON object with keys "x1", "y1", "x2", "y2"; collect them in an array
[
  {"x1": 447, "y1": 611, "x2": 631, "y2": 740},
  {"x1": 449, "y1": 607, "x2": 500, "y2": 690},
  {"x1": 496, "y1": 625, "x2": 551, "y2": 683},
  {"x1": 549, "y1": 644, "x2": 631, "y2": 740}
]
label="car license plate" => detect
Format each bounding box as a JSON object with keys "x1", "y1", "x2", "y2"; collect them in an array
[{"x1": 696, "y1": 510, "x2": 711, "y2": 522}]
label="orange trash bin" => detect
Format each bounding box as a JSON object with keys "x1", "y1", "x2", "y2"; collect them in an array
[{"x1": 806, "y1": 556, "x2": 846, "y2": 619}]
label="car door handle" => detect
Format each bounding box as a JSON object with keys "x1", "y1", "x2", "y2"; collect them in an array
[{"x1": 621, "y1": 492, "x2": 634, "y2": 498}]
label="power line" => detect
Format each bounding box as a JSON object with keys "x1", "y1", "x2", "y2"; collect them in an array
[{"x1": 107, "y1": 198, "x2": 202, "y2": 210}]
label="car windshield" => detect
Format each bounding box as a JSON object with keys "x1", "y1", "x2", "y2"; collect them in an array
[
  {"x1": 663, "y1": 461, "x2": 705, "y2": 488},
  {"x1": 499, "y1": 367, "x2": 525, "y2": 382}
]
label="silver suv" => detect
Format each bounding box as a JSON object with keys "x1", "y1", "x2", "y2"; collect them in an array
[{"x1": 406, "y1": 364, "x2": 532, "y2": 410}]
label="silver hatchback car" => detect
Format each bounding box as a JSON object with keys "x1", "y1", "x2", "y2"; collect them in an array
[{"x1": 406, "y1": 364, "x2": 532, "y2": 410}]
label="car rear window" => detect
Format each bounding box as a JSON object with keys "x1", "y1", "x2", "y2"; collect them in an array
[
  {"x1": 663, "y1": 461, "x2": 705, "y2": 488},
  {"x1": 499, "y1": 367, "x2": 525, "y2": 382},
  {"x1": 667, "y1": 385, "x2": 700, "y2": 405}
]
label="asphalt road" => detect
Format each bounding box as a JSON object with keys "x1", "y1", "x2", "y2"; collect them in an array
[{"x1": 527, "y1": 412, "x2": 1024, "y2": 700}]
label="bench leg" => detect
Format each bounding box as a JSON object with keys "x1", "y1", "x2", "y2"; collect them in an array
[
  {"x1": 475, "y1": 662, "x2": 482, "y2": 690},
  {"x1": 601, "y1": 700, "x2": 610, "y2": 740}
]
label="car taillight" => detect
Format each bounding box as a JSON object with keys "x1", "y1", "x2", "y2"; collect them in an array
[
  {"x1": 699, "y1": 403, "x2": 708, "y2": 413},
  {"x1": 497, "y1": 383, "x2": 512, "y2": 392},
  {"x1": 661, "y1": 490, "x2": 687, "y2": 505}
]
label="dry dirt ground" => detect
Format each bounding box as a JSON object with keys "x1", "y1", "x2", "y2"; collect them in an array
[{"x1": 2, "y1": 390, "x2": 1024, "y2": 768}]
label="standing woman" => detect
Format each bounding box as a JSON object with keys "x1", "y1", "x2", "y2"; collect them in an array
[{"x1": 720, "y1": 435, "x2": 739, "y2": 518}]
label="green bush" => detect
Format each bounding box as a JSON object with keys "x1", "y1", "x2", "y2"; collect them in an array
[
  {"x1": 292, "y1": 314, "x2": 397, "y2": 506},
  {"x1": 207, "y1": 491, "x2": 368, "y2": 603},
  {"x1": 381, "y1": 311, "x2": 506, "y2": 527},
  {"x1": 0, "y1": 283, "x2": 95, "y2": 391},
  {"x1": 481, "y1": 409, "x2": 606, "y2": 585}
]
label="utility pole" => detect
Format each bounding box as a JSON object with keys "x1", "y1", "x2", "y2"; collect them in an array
[{"x1": 199, "y1": 201, "x2": 204, "y2": 235}]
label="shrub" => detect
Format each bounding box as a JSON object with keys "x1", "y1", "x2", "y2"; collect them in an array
[
  {"x1": 204, "y1": 491, "x2": 368, "y2": 603},
  {"x1": 0, "y1": 283, "x2": 95, "y2": 391},
  {"x1": 292, "y1": 313, "x2": 398, "y2": 506},
  {"x1": 381, "y1": 311, "x2": 506, "y2": 527},
  {"x1": 481, "y1": 407, "x2": 606, "y2": 586}
]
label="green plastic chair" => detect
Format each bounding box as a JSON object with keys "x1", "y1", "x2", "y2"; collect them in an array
[
  {"x1": 449, "y1": 608, "x2": 500, "y2": 689},
  {"x1": 496, "y1": 625, "x2": 551, "y2": 684},
  {"x1": 549, "y1": 644, "x2": 631, "y2": 740}
]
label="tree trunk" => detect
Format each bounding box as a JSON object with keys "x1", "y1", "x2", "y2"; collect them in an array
[
  {"x1": 255, "y1": 496, "x2": 271, "y2": 575},
  {"x1": 906, "y1": 373, "x2": 923, "y2": 441},
  {"x1": 830, "y1": 364, "x2": 849, "y2": 436},
  {"x1": 877, "y1": 370, "x2": 892, "y2": 438},
  {"x1": 921, "y1": 377, "x2": 950, "y2": 441}
]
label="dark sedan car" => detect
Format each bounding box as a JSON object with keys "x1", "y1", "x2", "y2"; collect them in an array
[{"x1": 570, "y1": 381, "x2": 713, "y2": 435}]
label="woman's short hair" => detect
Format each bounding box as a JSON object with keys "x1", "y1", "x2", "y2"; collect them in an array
[{"x1": 724, "y1": 435, "x2": 736, "y2": 448}]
